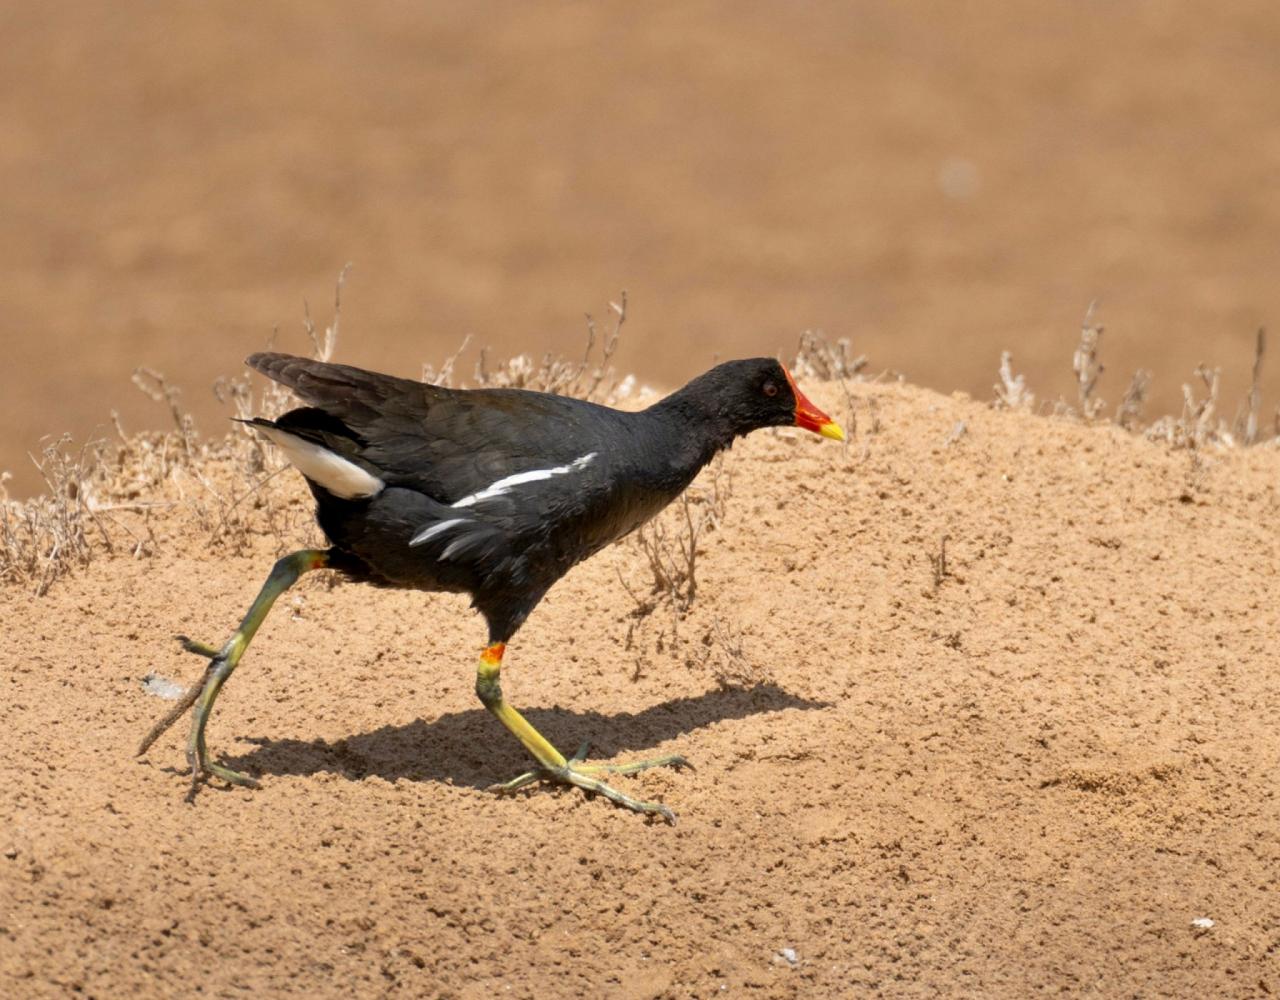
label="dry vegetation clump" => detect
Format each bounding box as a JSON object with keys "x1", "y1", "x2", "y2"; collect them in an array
[
  {"x1": 1, "y1": 437, "x2": 103, "y2": 595},
  {"x1": 1115, "y1": 368, "x2": 1152, "y2": 432},
  {"x1": 993, "y1": 350, "x2": 1035, "y2": 412},
  {"x1": 702, "y1": 616, "x2": 774, "y2": 691},
  {"x1": 422, "y1": 292, "x2": 631, "y2": 404},
  {"x1": 627, "y1": 454, "x2": 732, "y2": 614},
  {"x1": 993, "y1": 307, "x2": 1276, "y2": 453},
  {"x1": 790, "y1": 329, "x2": 867, "y2": 382},
  {"x1": 1071, "y1": 305, "x2": 1106, "y2": 421},
  {"x1": 1141, "y1": 330, "x2": 1271, "y2": 450},
  {"x1": 611, "y1": 455, "x2": 734, "y2": 681},
  {"x1": 0, "y1": 274, "x2": 355, "y2": 594}
]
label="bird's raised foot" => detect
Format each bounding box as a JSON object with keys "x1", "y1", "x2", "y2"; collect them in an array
[
  {"x1": 169, "y1": 635, "x2": 259, "y2": 800},
  {"x1": 492, "y1": 743, "x2": 689, "y2": 824}
]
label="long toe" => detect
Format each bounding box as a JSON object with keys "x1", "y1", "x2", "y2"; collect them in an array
[
  {"x1": 185, "y1": 756, "x2": 260, "y2": 802},
  {"x1": 492, "y1": 756, "x2": 685, "y2": 824},
  {"x1": 492, "y1": 769, "x2": 543, "y2": 794},
  {"x1": 573, "y1": 753, "x2": 693, "y2": 777},
  {"x1": 205, "y1": 760, "x2": 260, "y2": 788},
  {"x1": 554, "y1": 764, "x2": 678, "y2": 824}
]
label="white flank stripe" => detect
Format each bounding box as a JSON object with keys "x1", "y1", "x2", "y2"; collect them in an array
[
  {"x1": 408, "y1": 518, "x2": 469, "y2": 547},
  {"x1": 440, "y1": 537, "x2": 474, "y2": 561},
  {"x1": 407, "y1": 452, "x2": 599, "y2": 552},
  {"x1": 451, "y1": 452, "x2": 598, "y2": 509},
  {"x1": 256, "y1": 426, "x2": 384, "y2": 500}
]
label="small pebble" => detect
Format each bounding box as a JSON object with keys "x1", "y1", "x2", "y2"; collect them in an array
[{"x1": 1190, "y1": 917, "x2": 1214, "y2": 930}]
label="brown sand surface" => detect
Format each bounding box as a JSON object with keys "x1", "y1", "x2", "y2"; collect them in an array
[
  {"x1": 5, "y1": 2, "x2": 1280, "y2": 494},
  {"x1": 4, "y1": 378, "x2": 1280, "y2": 997}
]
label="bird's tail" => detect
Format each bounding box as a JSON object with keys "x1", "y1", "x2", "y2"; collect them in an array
[{"x1": 242, "y1": 415, "x2": 384, "y2": 500}]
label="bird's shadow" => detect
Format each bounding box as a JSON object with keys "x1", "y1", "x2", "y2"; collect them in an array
[{"x1": 217, "y1": 683, "x2": 828, "y2": 790}]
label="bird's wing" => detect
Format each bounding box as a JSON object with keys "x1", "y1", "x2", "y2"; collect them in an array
[
  {"x1": 403, "y1": 454, "x2": 621, "y2": 588},
  {"x1": 247, "y1": 353, "x2": 613, "y2": 502}
]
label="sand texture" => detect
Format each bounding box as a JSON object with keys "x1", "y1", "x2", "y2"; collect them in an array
[{"x1": 3, "y1": 379, "x2": 1279, "y2": 997}]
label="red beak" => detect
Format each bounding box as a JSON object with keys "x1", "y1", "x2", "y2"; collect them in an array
[{"x1": 783, "y1": 367, "x2": 845, "y2": 441}]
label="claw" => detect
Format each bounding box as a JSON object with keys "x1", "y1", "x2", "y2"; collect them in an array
[{"x1": 669, "y1": 755, "x2": 695, "y2": 773}]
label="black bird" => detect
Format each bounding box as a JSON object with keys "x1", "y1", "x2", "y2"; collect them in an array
[{"x1": 139, "y1": 353, "x2": 843, "y2": 821}]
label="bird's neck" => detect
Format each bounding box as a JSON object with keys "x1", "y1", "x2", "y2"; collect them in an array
[{"x1": 644, "y1": 381, "x2": 738, "y2": 472}]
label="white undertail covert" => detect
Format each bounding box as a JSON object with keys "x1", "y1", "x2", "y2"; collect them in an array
[{"x1": 257, "y1": 426, "x2": 385, "y2": 500}]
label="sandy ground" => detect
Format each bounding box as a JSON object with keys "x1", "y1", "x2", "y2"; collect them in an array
[
  {"x1": 5, "y1": 2, "x2": 1280, "y2": 494},
  {"x1": 3, "y1": 377, "x2": 1280, "y2": 997}
]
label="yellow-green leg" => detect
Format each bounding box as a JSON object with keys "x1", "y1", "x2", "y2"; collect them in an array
[
  {"x1": 475, "y1": 643, "x2": 691, "y2": 823},
  {"x1": 137, "y1": 549, "x2": 330, "y2": 798}
]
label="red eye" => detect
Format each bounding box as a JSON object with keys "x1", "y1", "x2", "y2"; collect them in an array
[{"x1": 763, "y1": 381, "x2": 778, "y2": 397}]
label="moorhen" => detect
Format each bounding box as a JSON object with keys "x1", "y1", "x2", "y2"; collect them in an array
[{"x1": 139, "y1": 353, "x2": 843, "y2": 821}]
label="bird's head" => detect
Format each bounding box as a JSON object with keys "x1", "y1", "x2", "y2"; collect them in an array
[{"x1": 699, "y1": 358, "x2": 846, "y2": 443}]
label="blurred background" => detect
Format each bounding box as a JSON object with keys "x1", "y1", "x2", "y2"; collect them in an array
[{"x1": 3, "y1": 1, "x2": 1279, "y2": 495}]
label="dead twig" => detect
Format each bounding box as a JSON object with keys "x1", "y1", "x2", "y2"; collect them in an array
[
  {"x1": 1073, "y1": 303, "x2": 1105, "y2": 420},
  {"x1": 303, "y1": 262, "x2": 350, "y2": 363},
  {"x1": 630, "y1": 455, "x2": 731, "y2": 614},
  {"x1": 1239, "y1": 328, "x2": 1265, "y2": 446},
  {"x1": 422, "y1": 335, "x2": 473, "y2": 388},
  {"x1": 1115, "y1": 370, "x2": 1151, "y2": 431},
  {"x1": 928, "y1": 534, "x2": 952, "y2": 595},
  {"x1": 993, "y1": 351, "x2": 1034, "y2": 411}
]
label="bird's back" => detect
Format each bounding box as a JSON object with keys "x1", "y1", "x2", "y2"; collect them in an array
[
  {"x1": 247, "y1": 354, "x2": 697, "y2": 634},
  {"x1": 248, "y1": 353, "x2": 624, "y2": 503}
]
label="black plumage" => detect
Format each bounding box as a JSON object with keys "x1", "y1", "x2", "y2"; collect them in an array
[
  {"x1": 246, "y1": 353, "x2": 829, "y2": 641},
  {"x1": 140, "y1": 352, "x2": 843, "y2": 820}
]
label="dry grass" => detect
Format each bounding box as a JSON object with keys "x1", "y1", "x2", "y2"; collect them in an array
[
  {"x1": 993, "y1": 351, "x2": 1035, "y2": 412},
  {"x1": 790, "y1": 330, "x2": 867, "y2": 382},
  {"x1": 611, "y1": 454, "x2": 743, "y2": 684},
  {"x1": 1072, "y1": 305, "x2": 1106, "y2": 421},
  {"x1": 991, "y1": 306, "x2": 1276, "y2": 451},
  {"x1": 927, "y1": 534, "x2": 952, "y2": 596},
  {"x1": 8, "y1": 280, "x2": 1274, "y2": 599},
  {"x1": 705, "y1": 616, "x2": 772, "y2": 690},
  {"x1": 422, "y1": 292, "x2": 629, "y2": 404},
  {"x1": 1237, "y1": 327, "x2": 1267, "y2": 446},
  {"x1": 0, "y1": 285, "x2": 639, "y2": 596},
  {"x1": 0, "y1": 273, "x2": 353, "y2": 594},
  {"x1": 629, "y1": 454, "x2": 731, "y2": 613},
  {"x1": 1115, "y1": 369, "x2": 1151, "y2": 431},
  {"x1": 1, "y1": 436, "x2": 101, "y2": 595}
]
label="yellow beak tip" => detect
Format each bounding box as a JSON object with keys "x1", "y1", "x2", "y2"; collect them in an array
[{"x1": 820, "y1": 421, "x2": 846, "y2": 442}]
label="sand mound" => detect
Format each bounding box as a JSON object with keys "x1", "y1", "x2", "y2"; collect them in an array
[{"x1": 3, "y1": 379, "x2": 1278, "y2": 997}]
